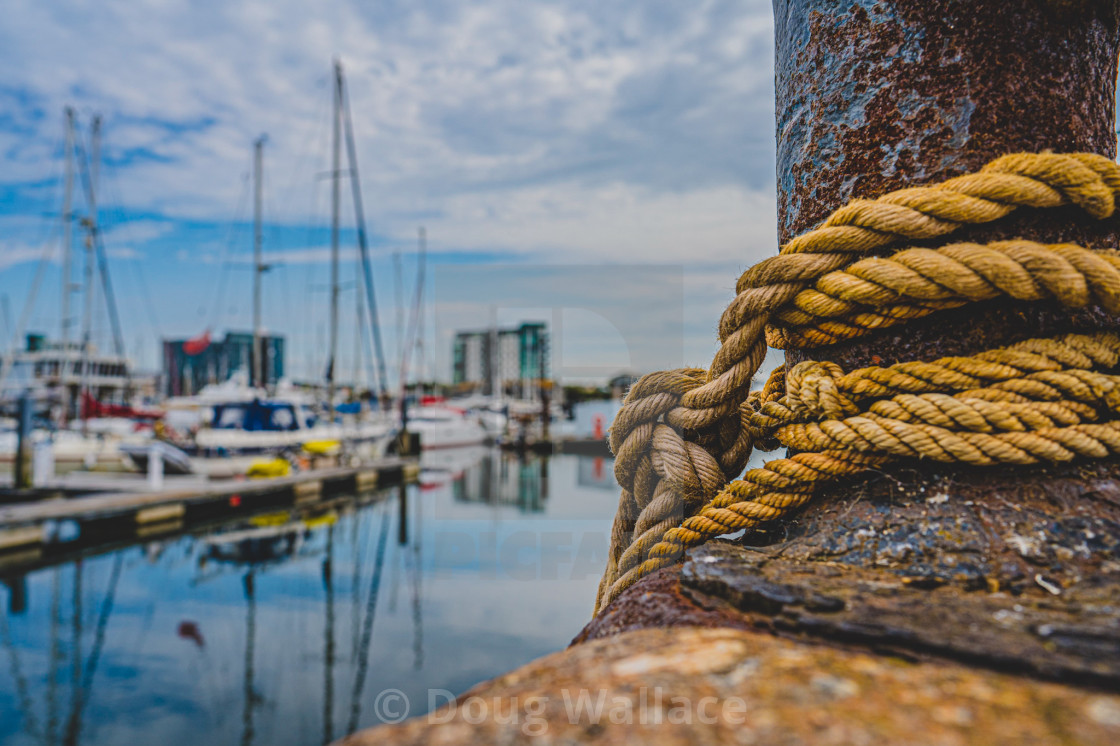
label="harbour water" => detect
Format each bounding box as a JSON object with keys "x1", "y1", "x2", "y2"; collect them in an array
[{"x1": 0, "y1": 448, "x2": 618, "y2": 746}]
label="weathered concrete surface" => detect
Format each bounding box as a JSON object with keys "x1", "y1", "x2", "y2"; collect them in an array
[{"x1": 340, "y1": 627, "x2": 1120, "y2": 745}]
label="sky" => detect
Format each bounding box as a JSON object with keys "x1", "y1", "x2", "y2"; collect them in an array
[{"x1": 0, "y1": 0, "x2": 779, "y2": 386}]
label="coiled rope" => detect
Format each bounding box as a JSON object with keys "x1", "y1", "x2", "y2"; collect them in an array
[{"x1": 596, "y1": 152, "x2": 1120, "y2": 614}]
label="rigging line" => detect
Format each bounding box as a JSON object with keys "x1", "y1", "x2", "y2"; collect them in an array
[
  {"x1": 293, "y1": 82, "x2": 331, "y2": 380},
  {"x1": 398, "y1": 230, "x2": 426, "y2": 393},
  {"x1": 350, "y1": 255, "x2": 366, "y2": 392},
  {"x1": 1, "y1": 296, "x2": 11, "y2": 350},
  {"x1": 34, "y1": 125, "x2": 68, "y2": 238},
  {"x1": 6, "y1": 121, "x2": 68, "y2": 327},
  {"x1": 393, "y1": 252, "x2": 403, "y2": 383},
  {"x1": 0, "y1": 115, "x2": 67, "y2": 346},
  {"x1": 211, "y1": 167, "x2": 252, "y2": 330},
  {"x1": 272, "y1": 71, "x2": 333, "y2": 245},
  {"x1": 72, "y1": 124, "x2": 126, "y2": 360},
  {"x1": 300, "y1": 173, "x2": 326, "y2": 381},
  {"x1": 14, "y1": 122, "x2": 67, "y2": 287},
  {"x1": 387, "y1": 522, "x2": 402, "y2": 613},
  {"x1": 357, "y1": 277, "x2": 376, "y2": 394},
  {"x1": 346, "y1": 501, "x2": 391, "y2": 735},
  {"x1": 352, "y1": 281, "x2": 362, "y2": 390},
  {"x1": 0, "y1": 221, "x2": 63, "y2": 394},
  {"x1": 350, "y1": 505, "x2": 367, "y2": 659},
  {"x1": 129, "y1": 260, "x2": 163, "y2": 345},
  {"x1": 69, "y1": 563, "x2": 82, "y2": 746},
  {"x1": 0, "y1": 112, "x2": 66, "y2": 342},
  {"x1": 409, "y1": 485, "x2": 424, "y2": 671},
  {"x1": 98, "y1": 159, "x2": 165, "y2": 343},
  {"x1": 63, "y1": 551, "x2": 124, "y2": 746},
  {"x1": 340, "y1": 70, "x2": 389, "y2": 399}
]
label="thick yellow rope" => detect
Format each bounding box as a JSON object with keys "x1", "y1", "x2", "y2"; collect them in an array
[
  {"x1": 597, "y1": 152, "x2": 1120, "y2": 614},
  {"x1": 769, "y1": 241, "x2": 1120, "y2": 348}
]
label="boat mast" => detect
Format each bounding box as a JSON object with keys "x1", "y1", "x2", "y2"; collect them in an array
[
  {"x1": 398, "y1": 227, "x2": 426, "y2": 400},
  {"x1": 339, "y1": 62, "x2": 390, "y2": 401},
  {"x1": 78, "y1": 117, "x2": 102, "y2": 434},
  {"x1": 60, "y1": 108, "x2": 75, "y2": 351},
  {"x1": 328, "y1": 60, "x2": 343, "y2": 413},
  {"x1": 252, "y1": 135, "x2": 265, "y2": 391},
  {"x1": 87, "y1": 117, "x2": 129, "y2": 391},
  {"x1": 60, "y1": 108, "x2": 75, "y2": 422},
  {"x1": 414, "y1": 227, "x2": 426, "y2": 394},
  {"x1": 74, "y1": 115, "x2": 128, "y2": 398}
]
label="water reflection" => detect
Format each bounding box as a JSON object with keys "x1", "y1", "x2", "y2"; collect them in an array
[
  {"x1": 0, "y1": 449, "x2": 616, "y2": 746},
  {"x1": 436, "y1": 448, "x2": 550, "y2": 512}
]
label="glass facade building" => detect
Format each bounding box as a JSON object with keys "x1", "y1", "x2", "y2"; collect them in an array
[
  {"x1": 162, "y1": 331, "x2": 284, "y2": 396},
  {"x1": 452, "y1": 322, "x2": 548, "y2": 394}
]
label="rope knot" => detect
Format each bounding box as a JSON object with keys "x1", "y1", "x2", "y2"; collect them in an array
[
  {"x1": 595, "y1": 151, "x2": 1120, "y2": 615},
  {"x1": 786, "y1": 361, "x2": 858, "y2": 420}
]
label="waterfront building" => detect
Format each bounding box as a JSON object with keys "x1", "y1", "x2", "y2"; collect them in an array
[
  {"x1": 452, "y1": 322, "x2": 548, "y2": 396},
  {"x1": 162, "y1": 331, "x2": 284, "y2": 396}
]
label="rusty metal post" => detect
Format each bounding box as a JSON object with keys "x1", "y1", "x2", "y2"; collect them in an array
[
  {"x1": 776, "y1": 0, "x2": 1119, "y2": 240},
  {"x1": 580, "y1": 3, "x2": 1120, "y2": 676},
  {"x1": 767, "y1": 0, "x2": 1120, "y2": 591}
]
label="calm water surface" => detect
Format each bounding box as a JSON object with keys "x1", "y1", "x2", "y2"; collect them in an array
[{"x1": 0, "y1": 448, "x2": 618, "y2": 746}]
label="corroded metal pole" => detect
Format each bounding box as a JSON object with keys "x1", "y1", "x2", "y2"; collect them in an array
[
  {"x1": 771, "y1": 0, "x2": 1120, "y2": 591},
  {"x1": 776, "y1": 0, "x2": 1119, "y2": 241},
  {"x1": 580, "y1": 2, "x2": 1120, "y2": 674}
]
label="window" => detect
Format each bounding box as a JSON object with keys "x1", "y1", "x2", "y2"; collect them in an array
[{"x1": 214, "y1": 405, "x2": 246, "y2": 429}]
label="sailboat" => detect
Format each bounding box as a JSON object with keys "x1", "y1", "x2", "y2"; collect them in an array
[
  {"x1": 0, "y1": 109, "x2": 151, "y2": 473},
  {"x1": 182, "y1": 94, "x2": 398, "y2": 472},
  {"x1": 395, "y1": 228, "x2": 489, "y2": 450}
]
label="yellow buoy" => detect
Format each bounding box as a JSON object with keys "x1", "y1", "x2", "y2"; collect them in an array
[
  {"x1": 302, "y1": 439, "x2": 341, "y2": 456},
  {"x1": 246, "y1": 457, "x2": 291, "y2": 479}
]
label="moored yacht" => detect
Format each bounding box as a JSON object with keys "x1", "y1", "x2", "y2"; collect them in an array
[
  {"x1": 183, "y1": 395, "x2": 397, "y2": 472},
  {"x1": 405, "y1": 404, "x2": 488, "y2": 449}
]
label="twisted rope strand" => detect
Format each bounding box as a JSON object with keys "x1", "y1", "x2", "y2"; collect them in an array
[
  {"x1": 768, "y1": 242, "x2": 1120, "y2": 348},
  {"x1": 602, "y1": 359, "x2": 1120, "y2": 606},
  {"x1": 598, "y1": 153, "x2": 1120, "y2": 615}
]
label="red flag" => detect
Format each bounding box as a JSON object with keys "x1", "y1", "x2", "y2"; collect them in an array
[{"x1": 183, "y1": 330, "x2": 211, "y2": 356}]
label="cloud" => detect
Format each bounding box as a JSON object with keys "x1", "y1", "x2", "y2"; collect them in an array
[
  {"x1": 107, "y1": 246, "x2": 142, "y2": 260},
  {"x1": 0, "y1": 0, "x2": 780, "y2": 381},
  {"x1": 0, "y1": 244, "x2": 52, "y2": 271},
  {"x1": 101, "y1": 219, "x2": 174, "y2": 245},
  {"x1": 0, "y1": 0, "x2": 776, "y2": 236},
  {"x1": 427, "y1": 181, "x2": 777, "y2": 265}
]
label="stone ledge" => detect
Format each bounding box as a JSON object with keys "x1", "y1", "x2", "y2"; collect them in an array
[{"x1": 338, "y1": 626, "x2": 1120, "y2": 746}]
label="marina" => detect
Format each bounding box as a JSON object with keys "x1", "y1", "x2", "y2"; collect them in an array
[
  {"x1": 8, "y1": 1, "x2": 1116, "y2": 744},
  {"x1": 0, "y1": 448, "x2": 617, "y2": 746}
]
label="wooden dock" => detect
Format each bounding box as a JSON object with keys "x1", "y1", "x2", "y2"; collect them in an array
[{"x1": 0, "y1": 456, "x2": 420, "y2": 566}]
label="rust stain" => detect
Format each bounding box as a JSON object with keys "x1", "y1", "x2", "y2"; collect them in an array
[
  {"x1": 776, "y1": 0, "x2": 1120, "y2": 241},
  {"x1": 769, "y1": 0, "x2": 1120, "y2": 618}
]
